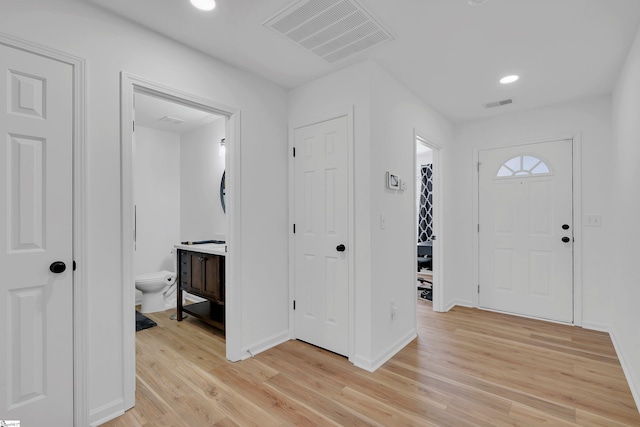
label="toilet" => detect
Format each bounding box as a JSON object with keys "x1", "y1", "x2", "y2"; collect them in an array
[{"x1": 135, "y1": 270, "x2": 177, "y2": 313}]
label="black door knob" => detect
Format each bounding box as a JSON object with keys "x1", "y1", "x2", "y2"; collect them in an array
[
  {"x1": 336, "y1": 244, "x2": 346, "y2": 252},
  {"x1": 562, "y1": 224, "x2": 570, "y2": 230},
  {"x1": 50, "y1": 261, "x2": 66, "y2": 274},
  {"x1": 561, "y1": 237, "x2": 571, "y2": 243}
]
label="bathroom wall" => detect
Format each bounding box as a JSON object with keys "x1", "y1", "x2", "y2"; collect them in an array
[
  {"x1": 180, "y1": 118, "x2": 227, "y2": 242},
  {"x1": 133, "y1": 126, "x2": 181, "y2": 276}
]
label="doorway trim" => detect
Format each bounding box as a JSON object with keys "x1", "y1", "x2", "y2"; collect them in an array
[
  {"x1": 413, "y1": 130, "x2": 445, "y2": 313},
  {"x1": 288, "y1": 109, "x2": 356, "y2": 360},
  {"x1": 472, "y1": 133, "x2": 583, "y2": 326},
  {"x1": 0, "y1": 32, "x2": 88, "y2": 426},
  {"x1": 120, "y1": 73, "x2": 242, "y2": 410}
]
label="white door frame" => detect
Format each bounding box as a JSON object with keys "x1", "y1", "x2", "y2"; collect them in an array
[
  {"x1": 413, "y1": 130, "x2": 445, "y2": 313},
  {"x1": 0, "y1": 32, "x2": 88, "y2": 426},
  {"x1": 288, "y1": 109, "x2": 355, "y2": 360},
  {"x1": 120, "y1": 73, "x2": 243, "y2": 410},
  {"x1": 472, "y1": 134, "x2": 583, "y2": 325}
]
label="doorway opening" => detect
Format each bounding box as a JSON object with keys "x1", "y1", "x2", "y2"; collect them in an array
[
  {"x1": 132, "y1": 91, "x2": 226, "y2": 314},
  {"x1": 414, "y1": 134, "x2": 442, "y2": 313},
  {"x1": 120, "y1": 73, "x2": 242, "y2": 411}
]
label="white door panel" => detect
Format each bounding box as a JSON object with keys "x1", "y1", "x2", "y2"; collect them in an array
[
  {"x1": 294, "y1": 116, "x2": 349, "y2": 356},
  {"x1": 479, "y1": 140, "x2": 573, "y2": 322},
  {"x1": 0, "y1": 43, "x2": 74, "y2": 425}
]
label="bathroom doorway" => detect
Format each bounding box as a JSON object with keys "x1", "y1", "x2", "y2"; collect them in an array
[
  {"x1": 414, "y1": 133, "x2": 443, "y2": 313},
  {"x1": 132, "y1": 91, "x2": 226, "y2": 310},
  {"x1": 120, "y1": 73, "x2": 242, "y2": 410}
]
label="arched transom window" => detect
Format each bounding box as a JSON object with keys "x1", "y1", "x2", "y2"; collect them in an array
[{"x1": 496, "y1": 155, "x2": 551, "y2": 178}]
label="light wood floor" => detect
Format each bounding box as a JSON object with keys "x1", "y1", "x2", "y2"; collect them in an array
[{"x1": 105, "y1": 300, "x2": 640, "y2": 426}]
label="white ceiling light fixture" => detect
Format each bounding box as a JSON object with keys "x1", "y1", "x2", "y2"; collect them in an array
[
  {"x1": 468, "y1": 0, "x2": 488, "y2": 5},
  {"x1": 190, "y1": 0, "x2": 216, "y2": 11},
  {"x1": 500, "y1": 75, "x2": 520, "y2": 84}
]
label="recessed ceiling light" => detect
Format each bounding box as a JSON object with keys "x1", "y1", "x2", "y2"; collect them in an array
[
  {"x1": 468, "y1": 0, "x2": 488, "y2": 5},
  {"x1": 190, "y1": 0, "x2": 216, "y2": 11},
  {"x1": 500, "y1": 75, "x2": 520, "y2": 84}
]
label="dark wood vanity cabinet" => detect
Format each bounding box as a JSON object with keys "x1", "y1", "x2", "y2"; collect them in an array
[{"x1": 177, "y1": 249, "x2": 225, "y2": 332}]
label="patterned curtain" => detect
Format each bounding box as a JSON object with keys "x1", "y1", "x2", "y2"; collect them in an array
[{"x1": 418, "y1": 164, "x2": 433, "y2": 242}]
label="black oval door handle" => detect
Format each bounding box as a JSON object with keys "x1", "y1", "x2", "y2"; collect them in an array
[
  {"x1": 336, "y1": 244, "x2": 346, "y2": 252},
  {"x1": 561, "y1": 237, "x2": 571, "y2": 243},
  {"x1": 562, "y1": 224, "x2": 570, "y2": 230},
  {"x1": 50, "y1": 261, "x2": 66, "y2": 274}
]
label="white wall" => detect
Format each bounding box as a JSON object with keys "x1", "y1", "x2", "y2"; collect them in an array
[
  {"x1": 288, "y1": 61, "x2": 453, "y2": 370},
  {"x1": 134, "y1": 127, "x2": 181, "y2": 275},
  {"x1": 452, "y1": 96, "x2": 613, "y2": 327},
  {"x1": 368, "y1": 65, "x2": 453, "y2": 365},
  {"x1": 0, "y1": 1, "x2": 289, "y2": 425},
  {"x1": 611, "y1": 25, "x2": 640, "y2": 408},
  {"x1": 180, "y1": 119, "x2": 227, "y2": 242}
]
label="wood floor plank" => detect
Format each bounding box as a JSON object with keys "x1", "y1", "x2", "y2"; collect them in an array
[{"x1": 104, "y1": 302, "x2": 640, "y2": 426}]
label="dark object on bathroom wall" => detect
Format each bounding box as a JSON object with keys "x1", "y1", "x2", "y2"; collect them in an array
[
  {"x1": 220, "y1": 170, "x2": 226, "y2": 213},
  {"x1": 136, "y1": 311, "x2": 157, "y2": 332}
]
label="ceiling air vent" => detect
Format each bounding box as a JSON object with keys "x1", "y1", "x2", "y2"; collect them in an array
[
  {"x1": 264, "y1": 0, "x2": 394, "y2": 63},
  {"x1": 158, "y1": 116, "x2": 185, "y2": 125},
  {"x1": 483, "y1": 98, "x2": 514, "y2": 109}
]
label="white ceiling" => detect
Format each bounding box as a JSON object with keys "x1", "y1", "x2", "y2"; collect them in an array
[
  {"x1": 86, "y1": 0, "x2": 640, "y2": 123},
  {"x1": 135, "y1": 92, "x2": 224, "y2": 134}
]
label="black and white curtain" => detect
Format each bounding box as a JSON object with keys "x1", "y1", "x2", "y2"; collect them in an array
[{"x1": 418, "y1": 164, "x2": 433, "y2": 242}]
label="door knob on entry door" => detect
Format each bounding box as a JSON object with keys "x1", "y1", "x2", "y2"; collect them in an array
[
  {"x1": 50, "y1": 261, "x2": 67, "y2": 274},
  {"x1": 336, "y1": 244, "x2": 346, "y2": 252},
  {"x1": 561, "y1": 237, "x2": 571, "y2": 243}
]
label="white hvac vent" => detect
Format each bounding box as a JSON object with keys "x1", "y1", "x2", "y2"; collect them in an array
[
  {"x1": 158, "y1": 115, "x2": 186, "y2": 125},
  {"x1": 264, "y1": 0, "x2": 394, "y2": 63},
  {"x1": 483, "y1": 98, "x2": 514, "y2": 109}
]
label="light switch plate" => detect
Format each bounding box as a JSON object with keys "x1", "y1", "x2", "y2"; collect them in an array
[{"x1": 585, "y1": 214, "x2": 602, "y2": 227}]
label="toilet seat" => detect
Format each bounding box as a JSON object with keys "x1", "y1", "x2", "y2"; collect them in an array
[{"x1": 135, "y1": 270, "x2": 175, "y2": 284}]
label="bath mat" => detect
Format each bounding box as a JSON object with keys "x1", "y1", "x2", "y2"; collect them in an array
[{"x1": 136, "y1": 311, "x2": 157, "y2": 332}]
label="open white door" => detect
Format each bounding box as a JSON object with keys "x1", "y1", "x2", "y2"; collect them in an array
[
  {"x1": 0, "y1": 44, "x2": 74, "y2": 424},
  {"x1": 478, "y1": 139, "x2": 573, "y2": 322},
  {"x1": 294, "y1": 116, "x2": 349, "y2": 356}
]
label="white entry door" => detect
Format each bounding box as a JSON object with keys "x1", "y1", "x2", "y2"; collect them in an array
[
  {"x1": 294, "y1": 116, "x2": 349, "y2": 356},
  {"x1": 0, "y1": 44, "x2": 74, "y2": 424},
  {"x1": 478, "y1": 139, "x2": 573, "y2": 322}
]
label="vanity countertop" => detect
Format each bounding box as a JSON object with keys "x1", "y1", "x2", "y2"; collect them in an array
[{"x1": 174, "y1": 243, "x2": 226, "y2": 256}]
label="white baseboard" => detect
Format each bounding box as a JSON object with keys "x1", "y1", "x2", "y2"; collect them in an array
[
  {"x1": 241, "y1": 330, "x2": 290, "y2": 360},
  {"x1": 580, "y1": 321, "x2": 611, "y2": 332},
  {"x1": 609, "y1": 330, "x2": 640, "y2": 412},
  {"x1": 352, "y1": 329, "x2": 417, "y2": 372},
  {"x1": 580, "y1": 322, "x2": 640, "y2": 413},
  {"x1": 444, "y1": 299, "x2": 473, "y2": 312},
  {"x1": 89, "y1": 398, "x2": 124, "y2": 427}
]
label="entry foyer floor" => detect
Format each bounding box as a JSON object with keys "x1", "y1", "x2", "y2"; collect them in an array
[{"x1": 104, "y1": 300, "x2": 640, "y2": 426}]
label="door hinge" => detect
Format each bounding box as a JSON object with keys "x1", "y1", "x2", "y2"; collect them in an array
[
  {"x1": 293, "y1": 300, "x2": 296, "y2": 310},
  {"x1": 478, "y1": 284, "x2": 480, "y2": 293},
  {"x1": 293, "y1": 224, "x2": 296, "y2": 234},
  {"x1": 477, "y1": 161, "x2": 480, "y2": 172},
  {"x1": 477, "y1": 224, "x2": 480, "y2": 232},
  {"x1": 293, "y1": 147, "x2": 296, "y2": 157},
  {"x1": 133, "y1": 121, "x2": 135, "y2": 132}
]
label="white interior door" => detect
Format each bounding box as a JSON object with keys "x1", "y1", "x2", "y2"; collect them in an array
[
  {"x1": 294, "y1": 116, "x2": 349, "y2": 356},
  {"x1": 478, "y1": 139, "x2": 573, "y2": 322},
  {"x1": 0, "y1": 44, "x2": 74, "y2": 425}
]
